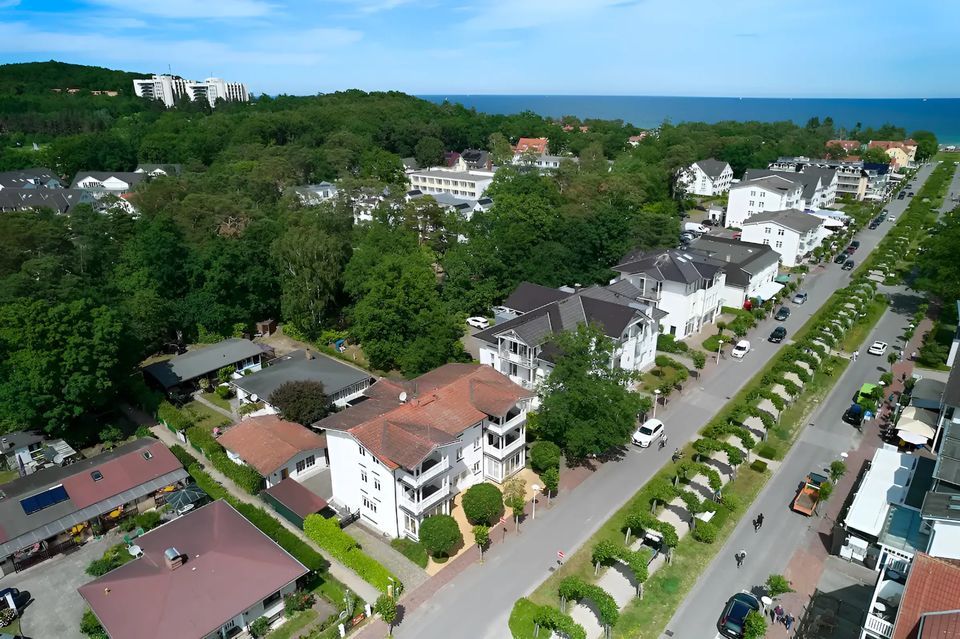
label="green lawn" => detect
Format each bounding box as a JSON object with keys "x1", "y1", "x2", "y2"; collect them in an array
[
  {"x1": 0, "y1": 468, "x2": 18, "y2": 484},
  {"x1": 183, "y1": 400, "x2": 232, "y2": 429},
  {"x1": 390, "y1": 538, "x2": 429, "y2": 568},
  {"x1": 201, "y1": 390, "x2": 233, "y2": 412},
  {"x1": 840, "y1": 297, "x2": 889, "y2": 352},
  {"x1": 268, "y1": 609, "x2": 319, "y2": 639},
  {"x1": 510, "y1": 598, "x2": 553, "y2": 639}
]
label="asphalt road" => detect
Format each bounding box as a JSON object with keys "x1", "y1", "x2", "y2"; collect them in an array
[{"x1": 391, "y1": 164, "x2": 935, "y2": 639}]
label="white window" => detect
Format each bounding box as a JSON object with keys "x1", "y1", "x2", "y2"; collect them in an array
[
  {"x1": 362, "y1": 497, "x2": 378, "y2": 513},
  {"x1": 473, "y1": 461, "x2": 481, "y2": 474},
  {"x1": 775, "y1": 241, "x2": 783, "y2": 248},
  {"x1": 358, "y1": 445, "x2": 365, "y2": 457},
  {"x1": 749, "y1": 200, "x2": 755, "y2": 206},
  {"x1": 457, "y1": 447, "x2": 464, "y2": 461},
  {"x1": 763, "y1": 239, "x2": 770, "y2": 245},
  {"x1": 764, "y1": 227, "x2": 771, "y2": 234},
  {"x1": 778, "y1": 228, "x2": 785, "y2": 236},
  {"x1": 361, "y1": 469, "x2": 368, "y2": 483},
  {"x1": 374, "y1": 477, "x2": 381, "y2": 491},
  {"x1": 474, "y1": 438, "x2": 481, "y2": 451}
]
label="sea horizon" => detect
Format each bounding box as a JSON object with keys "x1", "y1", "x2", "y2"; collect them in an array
[{"x1": 419, "y1": 95, "x2": 960, "y2": 145}]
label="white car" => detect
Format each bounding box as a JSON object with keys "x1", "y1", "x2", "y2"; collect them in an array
[
  {"x1": 731, "y1": 340, "x2": 751, "y2": 359},
  {"x1": 887, "y1": 216, "x2": 896, "y2": 222},
  {"x1": 466, "y1": 316, "x2": 490, "y2": 330},
  {"x1": 632, "y1": 418, "x2": 665, "y2": 448},
  {"x1": 868, "y1": 341, "x2": 888, "y2": 356}
]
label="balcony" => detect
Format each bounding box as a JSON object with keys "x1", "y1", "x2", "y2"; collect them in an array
[
  {"x1": 486, "y1": 410, "x2": 525, "y2": 436},
  {"x1": 498, "y1": 347, "x2": 534, "y2": 368},
  {"x1": 864, "y1": 613, "x2": 894, "y2": 638},
  {"x1": 399, "y1": 480, "x2": 450, "y2": 514},
  {"x1": 399, "y1": 456, "x2": 449, "y2": 488},
  {"x1": 485, "y1": 430, "x2": 525, "y2": 460}
]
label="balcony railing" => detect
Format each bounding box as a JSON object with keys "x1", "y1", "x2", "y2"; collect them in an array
[
  {"x1": 487, "y1": 411, "x2": 525, "y2": 435},
  {"x1": 399, "y1": 457, "x2": 449, "y2": 488},
  {"x1": 486, "y1": 434, "x2": 525, "y2": 460},
  {"x1": 399, "y1": 481, "x2": 450, "y2": 514},
  {"x1": 864, "y1": 613, "x2": 894, "y2": 638},
  {"x1": 498, "y1": 347, "x2": 534, "y2": 368}
]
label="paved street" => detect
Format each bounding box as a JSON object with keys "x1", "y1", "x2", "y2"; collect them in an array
[{"x1": 388, "y1": 164, "x2": 935, "y2": 639}]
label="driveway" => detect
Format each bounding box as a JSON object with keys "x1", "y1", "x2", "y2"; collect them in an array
[{"x1": 0, "y1": 534, "x2": 115, "y2": 639}]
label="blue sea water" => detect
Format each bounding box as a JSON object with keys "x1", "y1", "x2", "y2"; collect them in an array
[{"x1": 420, "y1": 95, "x2": 960, "y2": 145}]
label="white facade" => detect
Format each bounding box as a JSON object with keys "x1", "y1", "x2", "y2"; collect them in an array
[
  {"x1": 625, "y1": 274, "x2": 724, "y2": 339},
  {"x1": 741, "y1": 218, "x2": 824, "y2": 268},
  {"x1": 678, "y1": 161, "x2": 734, "y2": 196},
  {"x1": 133, "y1": 74, "x2": 249, "y2": 108},
  {"x1": 407, "y1": 168, "x2": 494, "y2": 201},
  {"x1": 719, "y1": 259, "x2": 780, "y2": 309},
  {"x1": 203, "y1": 581, "x2": 298, "y2": 639},
  {"x1": 726, "y1": 177, "x2": 803, "y2": 228},
  {"x1": 511, "y1": 153, "x2": 574, "y2": 173},
  {"x1": 225, "y1": 447, "x2": 326, "y2": 488},
  {"x1": 73, "y1": 175, "x2": 138, "y2": 194},
  {"x1": 326, "y1": 404, "x2": 529, "y2": 539}
]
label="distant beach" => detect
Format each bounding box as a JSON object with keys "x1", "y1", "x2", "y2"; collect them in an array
[{"x1": 420, "y1": 95, "x2": 960, "y2": 145}]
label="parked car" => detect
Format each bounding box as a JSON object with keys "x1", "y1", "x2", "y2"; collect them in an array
[
  {"x1": 775, "y1": 306, "x2": 791, "y2": 321},
  {"x1": 769, "y1": 326, "x2": 787, "y2": 343},
  {"x1": 631, "y1": 418, "x2": 665, "y2": 448},
  {"x1": 733, "y1": 232, "x2": 742, "y2": 240},
  {"x1": 792, "y1": 291, "x2": 808, "y2": 304},
  {"x1": 0, "y1": 587, "x2": 30, "y2": 614},
  {"x1": 466, "y1": 316, "x2": 490, "y2": 329},
  {"x1": 842, "y1": 259, "x2": 855, "y2": 271},
  {"x1": 834, "y1": 253, "x2": 848, "y2": 264},
  {"x1": 908, "y1": 191, "x2": 915, "y2": 197},
  {"x1": 680, "y1": 231, "x2": 696, "y2": 242},
  {"x1": 718, "y1": 592, "x2": 761, "y2": 638},
  {"x1": 731, "y1": 340, "x2": 751, "y2": 359},
  {"x1": 868, "y1": 341, "x2": 888, "y2": 356},
  {"x1": 792, "y1": 472, "x2": 829, "y2": 516},
  {"x1": 869, "y1": 221, "x2": 880, "y2": 229},
  {"x1": 844, "y1": 402, "x2": 865, "y2": 426},
  {"x1": 888, "y1": 216, "x2": 896, "y2": 222},
  {"x1": 684, "y1": 222, "x2": 708, "y2": 235}
]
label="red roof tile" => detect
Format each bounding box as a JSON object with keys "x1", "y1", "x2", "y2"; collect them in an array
[
  {"x1": 79, "y1": 500, "x2": 308, "y2": 639},
  {"x1": 826, "y1": 139, "x2": 862, "y2": 151},
  {"x1": 894, "y1": 554, "x2": 960, "y2": 639},
  {"x1": 61, "y1": 440, "x2": 182, "y2": 509},
  {"x1": 218, "y1": 415, "x2": 326, "y2": 476},
  {"x1": 515, "y1": 137, "x2": 549, "y2": 154}
]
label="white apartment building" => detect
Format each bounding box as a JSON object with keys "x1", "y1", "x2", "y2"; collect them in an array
[
  {"x1": 407, "y1": 168, "x2": 494, "y2": 201},
  {"x1": 475, "y1": 282, "x2": 661, "y2": 391},
  {"x1": 687, "y1": 236, "x2": 783, "y2": 308},
  {"x1": 677, "y1": 159, "x2": 734, "y2": 196},
  {"x1": 133, "y1": 74, "x2": 250, "y2": 108},
  {"x1": 740, "y1": 209, "x2": 826, "y2": 267},
  {"x1": 70, "y1": 171, "x2": 147, "y2": 196},
  {"x1": 772, "y1": 157, "x2": 868, "y2": 201},
  {"x1": 511, "y1": 153, "x2": 576, "y2": 173},
  {"x1": 726, "y1": 175, "x2": 803, "y2": 228},
  {"x1": 319, "y1": 364, "x2": 534, "y2": 539},
  {"x1": 612, "y1": 249, "x2": 726, "y2": 339}
]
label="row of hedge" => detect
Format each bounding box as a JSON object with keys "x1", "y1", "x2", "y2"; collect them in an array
[
  {"x1": 185, "y1": 424, "x2": 264, "y2": 494},
  {"x1": 303, "y1": 514, "x2": 400, "y2": 593}
]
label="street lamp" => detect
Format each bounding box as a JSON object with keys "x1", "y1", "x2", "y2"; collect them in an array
[
  {"x1": 716, "y1": 338, "x2": 724, "y2": 363},
  {"x1": 653, "y1": 389, "x2": 661, "y2": 419},
  {"x1": 531, "y1": 484, "x2": 541, "y2": 520}
]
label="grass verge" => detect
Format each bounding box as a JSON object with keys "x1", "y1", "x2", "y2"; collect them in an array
[
  {"x1": 390, "y1": 538, "x2": 429, "y2": 568},
  {"x1": 841, "y1": 297, "x2": 889, "y2": 352},
  {"x1": 0, "y1": 468, "x2": 18, "y2": 484},
  {"x1": 510, "y1": 598, "x2": 553, "y2": 639}
]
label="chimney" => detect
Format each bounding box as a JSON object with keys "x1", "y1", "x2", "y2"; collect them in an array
[{"x1": 164, "y1": 547, "x2": 184, "y2": 571}]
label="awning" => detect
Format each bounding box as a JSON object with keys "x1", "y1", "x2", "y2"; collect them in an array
[
  {"x1": 897, "y1": 407, "x2": 937, "y2": 439},
  {"x1": 845, "y1": 448, "x2": 916, "y2": 537},
  {"x1": 754, "y1": 280, "x2": 785, "y2": 302},
  {"x1": 898, "y1": 430, "x2": 929, "y2": 445}
]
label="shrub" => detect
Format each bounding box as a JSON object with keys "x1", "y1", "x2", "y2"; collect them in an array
[
  {"x1": 135, "y1": 510, "x2": 163, "y2": 531},
  {"x1": 766, "y1": 574, "x2": 795, "y2": 597},
  {"x1": 691, "y1": 520, "x2": 718, "y2": 544},
  {"x1": 217, "y1": 365, "x2": 235, "y2": 384},
  {"x1": 0, "y1": 607, "x2": 16, "y2": 627},
  {"x1": 529, "y1": 440, "x2": 562, "y2": 473},
  {"x1": 690, "y1": 350, "x2": 707, "y2": 370},
  {"x1": 86, "y1": 543, "x2": 135, "y2": 576},
  {"x1": 81, "y1": 608, "x2": 108, "y2": 639},
  {"x1": 169, "y1": 444, "x2": 195, "y2": 468},
  {"x1": 215, "y1": 384, "x2": 232, "y2": 399},
  {"x1": 374, "y1": 594, "x2": 398, "y2": 629},
  {"x1": 744, "y1": 610, "x2": 767, "y2": 639},
  {"x1": 462, "y1": 483, "x2": 505, "y2": 525},
  {"x1": 749, "y1": 459, "x2": 768, "y2": 473},
  {"x1": 303, "y1": 515, "x2": 398, "y2": 592},
  {"x1": 656, "y1": 334, "x2": 688, "y2": 353},
  {"x1": 756, "y1": 443, "x2": 778, "y2": 460},
  {"x1": 134, "y1": 425, "x2": 153, "y2": 439},
  {"x1": 269, "y1": 380, "x2": 330, "y2": 426},
  {"x1": 419, "y1": 514, "x2": 462, "y2": 559},
  {"x1": 158, "y1": 401, "x2": 193, "y2": 431},
  {"x1": 249, "y1": 616, "x2": 270, "y2": 638},
  {"x1": 284, "y1": 591, "x2": 315, "y2": 617}
]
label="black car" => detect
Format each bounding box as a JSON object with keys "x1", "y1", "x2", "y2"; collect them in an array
[
  {"x1": 898, "y1": 192, "x2": 906, "y2": 199},
  {"x1": 834, "y1": 253, "x2": 848, "y2": 264},
  {"x1": 769, "y1": 326, "x2": 787, "y2": 343},
  {"x1": 719, "y1": 592, "x2": 761, "y2": 638},
  {"x1": 775, "y1": 306, "x2": 791, "y2": 321},
  {"x1": 0, "y1": 587, "x2": 30, "y2": 614},
  {"x1": 908, "y1": 191, "x2": 915, "y2": 197},
  {"x1": 843, "y1": 259, "x2": 855, "y2": 270},
  {"x1": 869, "y1": 222, "x2": 880, "y2": 229}
]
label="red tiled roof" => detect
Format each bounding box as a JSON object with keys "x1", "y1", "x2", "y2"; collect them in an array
[
  {"x1": 515, "y1": 137, "x2": 549, "y2": 154},
  {"x1": 218, "y1": 415, "x2": 326, "y2": 476},
  {"x1": 79, "y1": 500, "x2": 308, "y2": 639},
  {"x1": 869, "y1": 140, "x2": 911, "y2": 151},
  {"x1": 919, "y1": 611, "x2": 960, "y2": 638},
  {"x1": 331, "y1": 364, "x2": 533, "y2": 470},
  {"x1": 893, "y1": 554, "x2": 960, "y2": 639},
  {"x1": 826, "y1": 139, "x2": 862, "y2": 151},
  {"x1": 262, "y1": 477, "x2": 328, "y2": 519},
  {"x1": 62, "y1": 440, "x2": 182, "y2": 509}
]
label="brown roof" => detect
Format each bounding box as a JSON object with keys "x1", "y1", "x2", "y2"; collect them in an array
[
  {"x1": 61, "y1": 440, "x2": 183, "y2": 509},
  {"x1": 826, "y1": 139, "x2": 862, "y2": 151},
  {"x1": 218, "y1": 415, "x2": 326, "y2": 476},
  {"x1": 515, "y1": 137, "x2": 548, "y2": 154},
  {"x1": 894, "y1": 554, "x2": 960, "y2": 639},
  {"x1": 79, "y1": 500, "x2": 308, "y2": 639},
  {"x1": 869, "y1": 140, "x2": 912, "y2": 151},
  {"x1": 262, "y1": 477, "x2": 329, "y2": 519},
  {"x1": 919, "y1": 611, "x2": 960, "y2": 639},
  {"x1": 318, "y1": 363, "x2": 533, "y2": 470}
]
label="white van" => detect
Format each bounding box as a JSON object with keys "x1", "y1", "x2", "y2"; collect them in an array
[{"x1": 683, "y1": 222, "x2": 708, "y2": 235}]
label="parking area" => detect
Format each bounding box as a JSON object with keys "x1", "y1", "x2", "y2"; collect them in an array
[{"x1": 1, "y1": 534, "x2": 115, "y2": 639}]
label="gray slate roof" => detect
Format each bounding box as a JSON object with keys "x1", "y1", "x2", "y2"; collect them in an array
[
  {"x1": 694, "y1": 158, "x2": 730, "y2": 179},
  {"x1": 613, "y1": 248, "x2": 725, "y2": 285},
  {"x1": 233, "y1": 350, "x2": 372, "y2": 403},
  {"x1": 134, "y1": 164, "x2": 182, "y2": 176},
  {"x1": 688, "y1": 236, "x2": 780, "y2": 288},
  {"x1": 501, "y1": 282, "x2": 573, "y2": 314},
  {"x1": 944, "y1": 358, "x2": 960, "y2": 409},
  {"x1": 733, "y1": 174, "x2": 801, "y2": 195},
  {"x1": 742, "y1": 209, "x2": 823, "y2": 233},
  {"x1": 143, "y1": 338, "x2": 265, "y2": 389},
  {"x1": 911, "y1": 378, "x2": 946, "y2": 410},
  {"x1": 0, "y1": 168, "x2": 61, "y2": 189},
  {"x1": 934, "y1": 420, "x2": 960, "y2": 488},
  {"x1": 0, "y1": 188, "x2": 96, "y2": 214},
  {"x1": 744, "y1": 168, "x2": 823, "y2": 202}
]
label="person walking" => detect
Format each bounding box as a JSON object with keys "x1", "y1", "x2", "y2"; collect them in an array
[
  {"x1": 852, "y1": 350, "x2": 858, "y2": 362},
  {"x1": 757, "y1": 512, "x2": 764, "y2": 529},
  {"x1": 784, "y1": 613, "x2": 795, "y2": 630},
  {"x1": 735, "y1": 550, "x2": 746, "y2": 568},
  {"x1": 752, "y1": 517, "x2": 759, "y2": 532}
]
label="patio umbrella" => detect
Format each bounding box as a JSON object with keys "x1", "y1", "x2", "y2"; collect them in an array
[
  {"x1": 897, "y1": 430, "x2": 928, "y2": 445},
  {"x1": 897, "y1": 407, "x2": 936, "y2": 439},
  {"x1": 165, "y1": 485, "x2": 208, "y2": 511}
]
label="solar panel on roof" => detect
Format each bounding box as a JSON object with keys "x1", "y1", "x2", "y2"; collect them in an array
[{"x1": 20, "y1": 484, "x2": 70, "y2": 515}]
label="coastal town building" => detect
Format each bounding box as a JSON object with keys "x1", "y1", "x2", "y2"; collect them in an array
[
  {"x1": 70, "y1": 171, "x2": 147, "y2": 196},
  {"x1": 133, "y1": 74, "x2": 249, "y2": 109},
  {"x1": 687, "y1": 235, "x2": 782, "y2": 308},
  {"x1": 407, "y1": 168, "x2": 494, "y2": 201},
  {"x1": 739, "y1": 209, "x2": 827, "y2": 267},
  {"x1": 677, "y1": 159, "x2": 734, "y2": 196},
  {"x1": 868, "y1": 140, "x2": 918, "y2": 170},
  {"x1": 742, "y1": 166, "x2": 838, "y2": 210},
  {"x1": 218, "y1": 415, "x2": 328, "y2": 488},
  {"x1": 725, "y1": 175, "x2": 803, "y2": 228},
  {"x1": 143, "y1": 338, "x2": 266, "y2": 393}
]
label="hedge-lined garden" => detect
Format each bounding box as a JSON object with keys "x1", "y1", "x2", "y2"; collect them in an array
[{"x1": 303, "y1": 514, "x2": 400, "y2": 593}]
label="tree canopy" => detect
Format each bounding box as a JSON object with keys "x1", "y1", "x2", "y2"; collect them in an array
[{"x1": 268, "y1": 380, "x2": 330, "y2": 426}]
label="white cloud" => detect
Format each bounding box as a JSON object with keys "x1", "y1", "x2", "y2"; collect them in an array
[
  {"x1": 85, "y1": 0, "x2": 278, "y2": 19},
  {"x1": 333, "y1": 0, "x2": 415, "y2": 14},
  {"x1": 0, "y1": 0, "x2": 21, "y2": 7},
  {"x1": 461, "y1": 0, "x2": 643, "y2": 31}
]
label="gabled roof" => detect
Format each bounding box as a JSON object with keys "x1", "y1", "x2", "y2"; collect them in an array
[
  {"x1": 826, "y1": 139, "x2": 862, "y2": 151},
  {"x1": 316, "y1": 364, "x2": 533, "y2": 470},
  {"x1": 688, "y1": 236, "x2": 780, "y2": 287},
  {"x1": 515, "y1": 137, "x2": 549, "y2": 154},
  {"x1": 741, "y1": 209, "x2": 823, "y2": 233},
  {"x1": 232, "y1": 349, "x2": 372, "y2": 403},
  {"x1": 262, "y1": 477, "x2": 328, "y2": 519},
  {"x1": 693, "y1": 158, "x2": 730, "y2": 179},
  {"x1": 79, "y1": 500, "x2": 308, "y2": 639},
  {"x1": 0, "y1": 188, "x2": 95, "y2": 214},
  {"x1": 613, "y1": 248, "x2": 725, "y2": 285},
  {"x1": 743, "y1": 168, "x2": 823, "y2": 201},
  {"x1": 0, "y1": 167, "x2": 60, "y2": 189},
  {"x1": 70, "y1": 171, "x2": 147, "y2": 189},
  {"x1": 143, "y1": 338, "x2": 265, "y2": 389},
  {"x1": 893, "y1": 554, "x2": 960, "y2": 639},
  {"x1": 731, "y1": 174, "x2": 801, "y2": 195},
  {"x1": 501, "y1": 282, "x2": 573, "y2": 314},
  {"x1": 218, "y1": 415, "x2": 326, "y2": 476},
  {"x1": 134, "y1": 163, "x2": 182, "y2": 176}
]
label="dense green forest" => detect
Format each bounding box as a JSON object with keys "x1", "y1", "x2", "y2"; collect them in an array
[{"x1": 0, "y1": 61, "x2": 936, "y2": 443}]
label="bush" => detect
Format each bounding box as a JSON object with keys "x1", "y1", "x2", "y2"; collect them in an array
[
  {"x1": 374, "y1": 594, "x2": 398, "y2": 628},
  {"x1": 749, "y1": 459, "x2": 768, "y2": 473},
  {"x1": 80, "y1": 608, "x2": 108, "y2": 639},
  {"x1": 134, "y1": 510, "x2": 163, "y2": 531},
  {"x1": 766, "y1": 574, "x2": 795, "y2": 597},
  {"x1": 691, "y1": 520, "x2": 718, "y2": 544},
  {"x1": 284, "y1": 591, "x2": 315, "y2": 617},
  {"x1": 462, "y1": 483, "x2": 505, "y2": 525},
  {"x1": 86, "y1": 543, "x2": 135, "y2": 577},
  {"x1": 755, "y1": 443, "x2": 778, "y2": 460},
  {"x1": 419, "y1": 514, "x2": 463, "y2": 559},
  {"x1": 235, "y1": 502, "x2": 328, "y2": 573},
  {"x1": 656, "y1": 334, "x2": 688, "y2": 353},
  {"x1": 249, "y1": 616, "x2": 270, "y2": 638},
  {"x1": 215, "y1": 384, "x2": 232, "y2": 399},
  {"x1": 690, "y1": 350, "x2": 707, "y2": 370},
  {"x1": 529, "y1": 440, "x2": 562, "y2": 473},
  {"x1": 169, "y1": 444, "x2": 196, "y2": 468},
  {"x1": 157, "y1": 401, "x2": 192, "y2": 431},
  {"x1": 134, "y1": 424, "x2": 153, "y2": 439},
  {"x1": 303, "y1": 515, "x2": 398, "y2": 592}
]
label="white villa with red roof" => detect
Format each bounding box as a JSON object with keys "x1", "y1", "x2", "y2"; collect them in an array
[{"x1": 315, "y1": 364, "x2": 534, "y2": 539}]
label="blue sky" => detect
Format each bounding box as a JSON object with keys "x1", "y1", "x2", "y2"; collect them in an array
[{"x1": 0, "y1": 0, "x2": 957, "y2": 97}]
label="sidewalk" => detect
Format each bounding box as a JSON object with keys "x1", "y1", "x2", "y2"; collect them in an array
[
  {"x1": 768, "y1": 313, "x2": 934, "y2": 638},
  {"x1": 121, "y1": 404, "x2": 382, "y2": 604}
]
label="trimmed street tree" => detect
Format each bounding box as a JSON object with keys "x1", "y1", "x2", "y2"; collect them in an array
[
  {"x1": 473, "y1": 524, "x2": 490, "y2": 561},
  {"x1": 503, "y1": 477, "x2": 527, "y2": 527},
  {"x1": 535, "y1": 323, "x2": 645, "y2": 458},
  {"x1": 419, "y1": 514, "x2": 462, "y2": 559},
  {"x1": 268, "y1": 380, "x2": 329, "y2": 426},
  {"x1": 374, "y1": 594, "x2": 398, "y2": 634},
  {"x1": 766, "y1": 574, "x2": 795, "y2": 597},
  {"x1": 462, "y1": 483, "x2": 504, "y2": 525}
]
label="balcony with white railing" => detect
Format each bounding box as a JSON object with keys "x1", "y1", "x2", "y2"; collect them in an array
[
  {"x1": 399, "y1": 456, "x2": 449, "y2": 488},
  {"x1": 486, "y1": 409, "x2": 525, "y2": 436},
  {"x1": 864, "y1": 613, "x2": 894, "y2": 638},
  {"x1": 861, "y1": 558, "x2": 907, "y2": 639},
  {"x1": 399, "y1": 480, "x2": 450, "y2": 514},
  {"x1": 498, "y1": 345, "x2": 534, "y2": 368},
  {"x1": 485, "y1": 429, "x2": 525, "y2": 460}
]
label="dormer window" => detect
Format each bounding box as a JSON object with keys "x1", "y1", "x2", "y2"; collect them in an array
[
  {"x1": 142, "y1": 451, "x2": 153, "y2": 460},
  {"x1": 91, "y1": 470, "x2": 103, "y2": 482}
]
